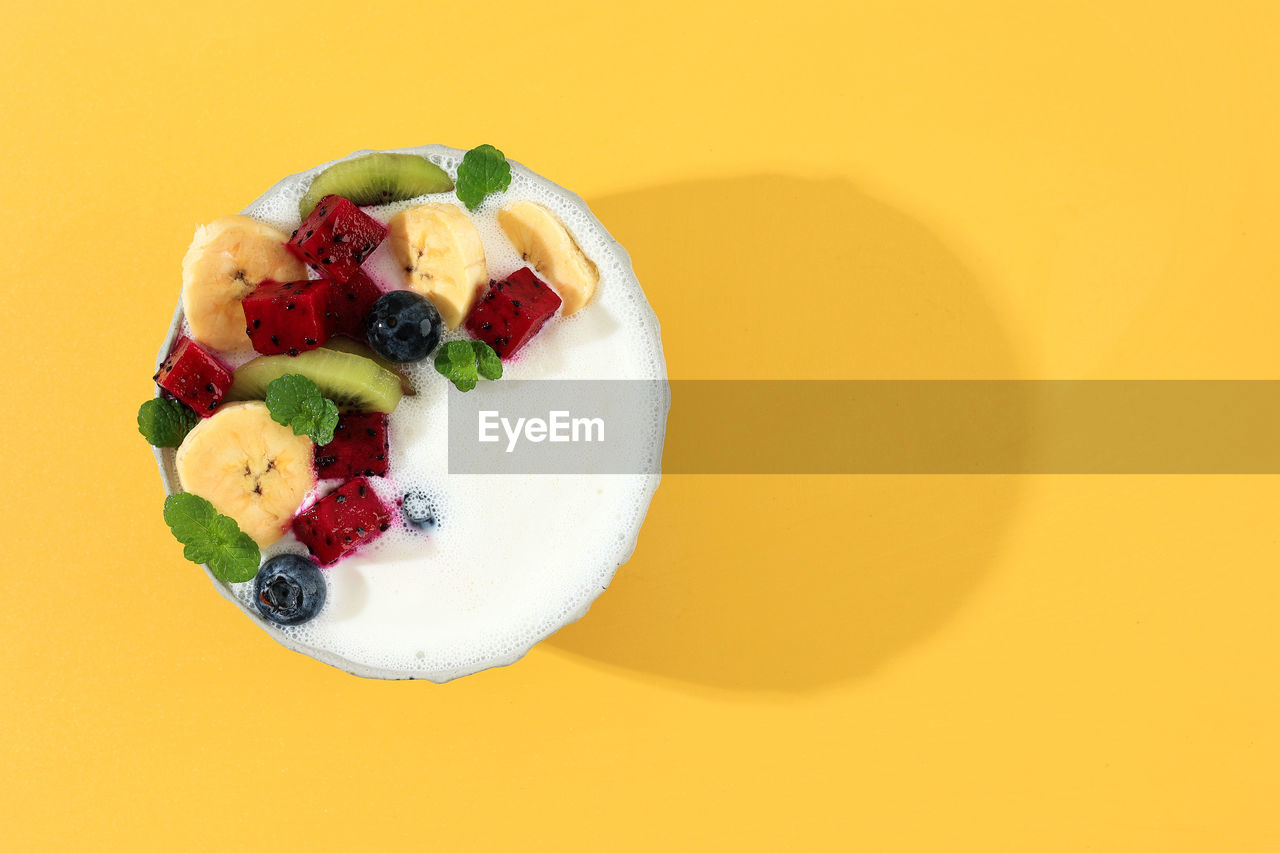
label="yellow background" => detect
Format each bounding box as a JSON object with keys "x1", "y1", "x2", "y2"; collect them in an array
[{"x1": 2, "y1": 1, "x2": 1278, "y2": 849}]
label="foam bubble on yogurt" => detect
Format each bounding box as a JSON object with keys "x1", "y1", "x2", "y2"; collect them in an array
[{"x1": 185, "y1": 146, "x2": 667, "y2": 680}]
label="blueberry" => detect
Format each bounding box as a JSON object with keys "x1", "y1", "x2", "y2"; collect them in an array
[
  {"x1": 402, "y1": 491, "x2": 437, "y2": 530},
  {"x1": 365, "y1": 290, "x2": 442, "y2": 363},
  {"x1": 253, "y1": 554, "x2": 327, "y2": 626}
]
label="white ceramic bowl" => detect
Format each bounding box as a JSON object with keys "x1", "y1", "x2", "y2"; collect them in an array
[{"x1": 153, "y1": 145, "x2": 667, "y2": 681}]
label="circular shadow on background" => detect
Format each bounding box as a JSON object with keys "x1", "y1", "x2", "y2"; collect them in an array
[{"x1": 546, "y1": 176, "x2": 1028, "y2": 693}]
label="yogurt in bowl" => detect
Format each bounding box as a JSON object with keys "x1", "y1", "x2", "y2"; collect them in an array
[{"x1": 148, "y1": 145, "x2": 666, "y2": 681}]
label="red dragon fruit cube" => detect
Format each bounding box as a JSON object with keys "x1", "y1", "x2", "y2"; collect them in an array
[
  {"x1": 242, "y1": 279, "x2": 334, "y2": 356},
  {"x1": 153, "y1": 338, "x2": 233, "y2": 417},
  {"x1": 287, "y1": 195, "x2": 387, "y2": 284},
  {"x1": 315, "y1": 412, "x2": 389, "y2": 479},
  {"x1": 326, "y1": 269, "x2": 383, "y2": 341},
  {"x1": 464, "y1": 267, "x2": 562, "y2": 360},
  {"x1": 292, "y1": 478, "x2": 392, "y2": 565}
]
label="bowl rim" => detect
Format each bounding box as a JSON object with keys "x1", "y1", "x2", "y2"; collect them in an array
[{"x1": 153, "y1": 144, "x2": 669, "y2": 682}]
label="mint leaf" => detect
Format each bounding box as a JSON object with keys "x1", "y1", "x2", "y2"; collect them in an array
[
  {"x1": 163, "y1": 493, "x2": 260, "y2": 583},
  {"x1": 265, "y1": 374, "x2": 339, "y2": 445},
  {"x1": 138, "y1": 397, "x2": 199, "y2": 448},
  {"x1": 473, "y1": 340, "x2": 503, "y2": 381},
  {"x1": 435, "y1": 341, "x2": 479, "y2": 391},
  {"x1": 455, "y1": 144, "x2": 511, "y2": 211},
  {"x1": 434, "y1": 340, "x2": 503, "y2": 391}
]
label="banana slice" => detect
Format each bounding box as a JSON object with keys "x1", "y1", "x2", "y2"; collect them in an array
[
  {"x1": 497, "y1": 201, "x2": 599, "y2": 315},
  {"x1": 387, "y1": 203, "x2": 487, "y2": 329},
  {"x1": 182, "y1": 216, "x2": 306, "y2": 351},
  {"x1": 175, "y1": 401, "x2": 317, "y2": 547}
]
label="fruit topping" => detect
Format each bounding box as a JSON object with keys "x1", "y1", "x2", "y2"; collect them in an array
[
  {"x1": 365, "y1": 290, "x2": 442, "y2": 363},
  {"x1": 315, "y1": 412, "x2": 389, "y2": 479},
  {"x1": 287, "y1": 195, "x2": 387, "y2": 285},
  {"x1": 464, "y1": 267, "x2": 562, "y2": 359},
  {"x1": 182, "y1": 216, "x2": 307, "y2": 351},
  {"x1": 254, "y1": 554, "x2": 327, "y2": 625},
  {"x1": 402, "y1": 491, "x2": 437, "y2": 530},
  {"x1": 242, "y1": 279, "x2": 334, "y2": 356},
  {"x1": 497, "y1": 201, "x2": 599, "y2": 315},
  {"x1": 174, "y1": 401, "x2": 317, "y2": 547},
  {"x1": 154, "y1": 338, "x2": 234, "y2": 417},
  {"x1": 292, "y1": 478, "x2": 391, "y2": 566},
  {"x1": 327, "y1": 269, "x2": 383, "y2": 341},
  {"x1": 387, "y1": 203, "x2": 487, "y2": 329},
  {"x1": 322, "y1": 337, "x2": 415, "y2": 395},
  {"x1": 227, "y1": 347, "x2": 404, "y2": 414},
  {"x1": 299, "y1": 153, "x2": 454, "y2": 220}
]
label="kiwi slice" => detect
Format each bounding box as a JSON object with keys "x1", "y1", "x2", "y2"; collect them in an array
[
  {"x1": 299, "y1": 153, "x2": 454, "y2": 219},
  {"x1": 226, "y1": 347, "x2": 404, "y2": 413},
  {"x1": 323, "y1": 337, "x2": 416, "y2": 395}
]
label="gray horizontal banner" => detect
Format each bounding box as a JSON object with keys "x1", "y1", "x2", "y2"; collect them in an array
[{"x1": 447, "y1": 381, "x2": 1280, "y2": 474}]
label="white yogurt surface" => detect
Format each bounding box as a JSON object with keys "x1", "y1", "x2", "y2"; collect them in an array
[{"x1": 165, "y1": 146, "x2": 666, "y2": 680}]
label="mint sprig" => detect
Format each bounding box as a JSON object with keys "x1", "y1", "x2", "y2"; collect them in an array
[
  {"x1": 434, "y1": 340, "x2": 503, "y2": 392},
  {"x1": 455, "y1": 144, "x2": 512, "y2": 211},
  {"x1": 163, "y1": 493, "x2": 260, "y2": 583},
  {"x1": 265, "y1": 374, "x2": 339, "y2": 445},
  {"x1": 475, "y1": 342, "x2": 502, "y2": 381},
  {"x1": 138, "y1": 397, "x2": 199, "y2": 448}
]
